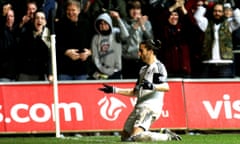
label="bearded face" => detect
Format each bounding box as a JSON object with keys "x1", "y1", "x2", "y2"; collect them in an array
[{"x1": 212, "y1": 4, "x2": 225, "y2": 24}]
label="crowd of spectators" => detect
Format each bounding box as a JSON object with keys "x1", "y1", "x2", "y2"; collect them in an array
[{"x1": 0, "y1": 0, "x2": 240, "y2": 82}]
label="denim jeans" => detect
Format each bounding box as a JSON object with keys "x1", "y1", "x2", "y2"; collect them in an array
[
  {"x1": 58, "y1": 74, "x2": 89, "y2": 80},
  {"x1": 201, "y1": 63, "x2": 234, "y2": 78}
]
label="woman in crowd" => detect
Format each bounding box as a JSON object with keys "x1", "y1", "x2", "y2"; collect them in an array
[
  {"x1": 17, "y1": 11, "x2": 52, "y2": 81},
  {"x1": 157, "y1": 0, "x2": 192, "y2": 77}
]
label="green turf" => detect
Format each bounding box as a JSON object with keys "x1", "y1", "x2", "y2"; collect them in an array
[{"x1": 0, "y1": 134, "x2": 239, "y2": 144}]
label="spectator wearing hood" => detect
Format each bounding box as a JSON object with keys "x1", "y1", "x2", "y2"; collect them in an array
[{"x1": 90, "y1": 11, "x2": 129, "y2": 79}]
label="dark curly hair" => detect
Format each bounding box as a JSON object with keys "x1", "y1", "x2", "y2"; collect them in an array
[{"x1": 140, "y1": 39, "x2": 161, "y2": 55}]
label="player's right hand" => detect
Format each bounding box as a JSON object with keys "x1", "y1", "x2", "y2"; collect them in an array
[
  {"x1": 140, "y1": 80, "x2": 155, "y2": 90},
  {"x1": 98, "y1": 84, "x2": 115, "y2": 93}
]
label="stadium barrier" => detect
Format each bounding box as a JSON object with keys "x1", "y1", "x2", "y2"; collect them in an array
[{"x1": 0, "y1": 79, "x2": 239, "y2": 133}]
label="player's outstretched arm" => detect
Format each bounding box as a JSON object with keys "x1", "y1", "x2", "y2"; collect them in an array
[
  {"x1": 98, "y1": 84, "x2": 135, "y2": 97},
  {"x1": 154, "y1": 82, "x2": 170, "y2": 92}
]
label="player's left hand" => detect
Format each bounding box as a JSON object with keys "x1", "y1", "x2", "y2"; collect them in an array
[{"x1": 140, "y1": 80, "x2": 155, "y2": 90}]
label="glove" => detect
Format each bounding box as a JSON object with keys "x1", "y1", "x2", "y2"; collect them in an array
[
  {"x1": 140, "y1": 80, "x2": 155, "y2": 90},
  {"x1": 98, "y1": 84, "x2": 115, "y2": 93}
]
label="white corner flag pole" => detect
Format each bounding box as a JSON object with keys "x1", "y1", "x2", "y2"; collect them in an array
[{"x1": 50, "y1": 34, "x2": 61, "y2": 138}]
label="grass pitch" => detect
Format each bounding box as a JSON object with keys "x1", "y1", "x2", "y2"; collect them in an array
[{"x1": 0, "y1": 133, "x2": 240, "y2": 144}]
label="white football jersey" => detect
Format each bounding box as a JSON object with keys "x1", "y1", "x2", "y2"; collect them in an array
[{"x1": 134, "y1": 59, "x2": 168, "y2": 112}]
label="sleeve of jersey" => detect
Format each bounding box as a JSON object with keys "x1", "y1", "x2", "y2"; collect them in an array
[{"x1": 153, "y1": 62, "x2": 168, "y2": 84}]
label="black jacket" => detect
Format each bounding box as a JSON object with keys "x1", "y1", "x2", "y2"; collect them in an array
[
  {"x1": 0, "y1": 24, "x2": 18, "y2": 79},
  {"x1": 17, "y1": 25, "x2": 50, "y2": 76},
  {"x1": 55, "y1": 15, "x2": 93, "y2": 75}
]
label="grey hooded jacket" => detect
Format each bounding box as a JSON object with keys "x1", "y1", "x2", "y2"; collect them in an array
[{"x1": 91, "y1": 13, "x2": 129, "y2": 75}]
